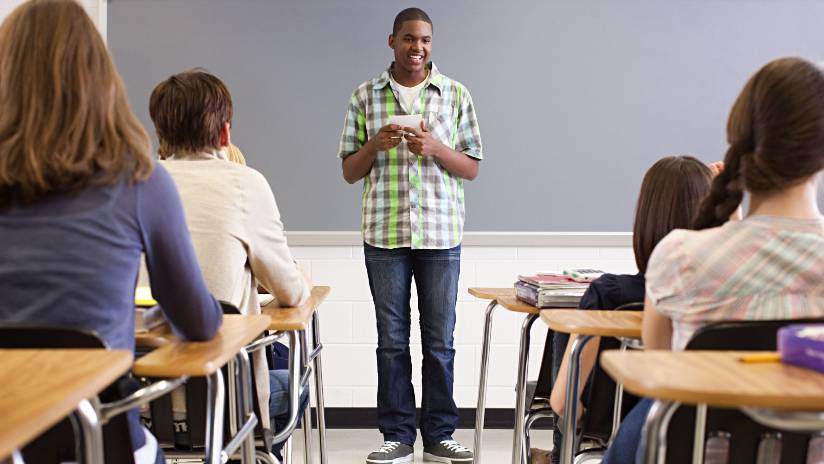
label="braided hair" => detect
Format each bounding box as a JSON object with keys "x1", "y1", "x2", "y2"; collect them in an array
[{"x1": 693, "y1": 57, "x2": 824, "y2": 230}]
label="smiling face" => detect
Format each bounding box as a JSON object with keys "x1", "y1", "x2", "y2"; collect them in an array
[{"x1": 388, "y1": 19, "x2": 432, "y2": 84}]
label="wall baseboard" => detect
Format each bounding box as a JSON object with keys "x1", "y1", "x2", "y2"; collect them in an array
[
  {"x1": 286, "y1": 231, "x2": 632, "y2": 247},
  {"x1": 311, "y1": 407, "x2": 553, "y2": 430}
]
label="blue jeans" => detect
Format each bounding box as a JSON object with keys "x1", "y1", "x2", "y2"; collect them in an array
[
  {"x1": 603, "y1": 398, "x2": 653, "y2": 464},
  {"x1": 364, "y1": 242, "x2": 461, "y2": 447},
  {"x1": 269, "y1": 369, "x2": 310, "y2": 458}
]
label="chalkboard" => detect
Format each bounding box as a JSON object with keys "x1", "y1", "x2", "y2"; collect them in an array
[{"x1": 109, "y1": 0, "x2": 824, "y2": 231}]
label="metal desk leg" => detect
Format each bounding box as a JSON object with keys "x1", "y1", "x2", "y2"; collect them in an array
[
  {"x1": 204, "y1": 369, "x2": 226, "y2": 464},
  {"x1": 69, "y1": 398, "x2": 104, "y2": 464},
  {"x1": 511, "y1": 313, "x2": 538, "y2": 464},
  {"x1": 311, "y1": 311, "x2": 328, "y2": 464},
  {"x1": 641, "y1": 400, "x2": 680, "y2": 464},
  {"x1": 10, "y1": 449, "x2": 24, "y2": 464},
  {"x1": 692, "y1": 404, "x2": 707, "y2": 464},
  {"x1": 283, "y1": 436, "x2": 294, "y2": 464},
  {"x1": 559, "y1": 335, "x2": 593, "y2": 464},
  {"x1": 300, "y1": 330, "x2": 314, "y2": 464},
  {"x1": 473, "y1": 299, "x2": 498, "y2": 463},
  {"x1": 608, "y1": 343, "x2": 629, "y2": 445},
  {"x1": 237, "y1": 348, "x2": 257, "y2": 463}
]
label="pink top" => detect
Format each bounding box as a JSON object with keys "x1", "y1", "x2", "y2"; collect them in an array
[{"x1": 646, "y1": 215, "x2": 824, "y2": 351}]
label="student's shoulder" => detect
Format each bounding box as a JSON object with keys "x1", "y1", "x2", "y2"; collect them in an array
[
  {"x1": 139, "y1": 161, "x2": 175, "y2": 191},
  {"x1": 430, "y1": 70, "x2": 471, "y2": 97},
  {"x1": 581, "y1": 273, "x2": 645, "y2": 309},
  {"x1": 227, "y1": 163, "x2": 271, "y2": 193},
  {"x1": 350, "y1": 73, "x2": 387, "y2": 100}
]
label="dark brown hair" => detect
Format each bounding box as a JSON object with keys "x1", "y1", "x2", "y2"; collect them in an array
[
  {"x1": 0, "y1": 0, "x2": 152, "y2": 207},
  {"x1": 693, "y1": 57, "x2": 824, "y2": 230},
  {"x1": 393, "y1": 8, "x2": 432, "y2": 36},
  {"x1": 633, "y1": 156, "x2": 713, "y2": 273},
  {"x1": 149, "y1": 70, "x2": 233, "y2": 158}
]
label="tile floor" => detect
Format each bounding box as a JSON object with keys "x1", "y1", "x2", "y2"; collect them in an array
[{"x1": 286, "y1": 428, "x2": 554, "y2": 463}]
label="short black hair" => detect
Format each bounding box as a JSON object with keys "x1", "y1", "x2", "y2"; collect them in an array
[{"x1": 392, "y1": 8, "x2": 432, "y2": 36}]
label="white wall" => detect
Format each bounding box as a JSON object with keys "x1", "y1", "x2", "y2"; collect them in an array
[
  {"x1": 297, "y1": 244, "x2": 637, "y2": 409},
  {"x1": 0, "y1": 0, "x2": 105, "y2": 38}
]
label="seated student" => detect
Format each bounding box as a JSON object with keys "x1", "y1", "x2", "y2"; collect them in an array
[
  {"x1": 0, "y1": 1, "x2": 223, "y2": 463},
  {"x1": 148, "y1": 70, "x2": 311, "y2": 449},
  {"x1": 604, "y1": 56, "x2": 824, "y2": 463},
  {"x1": 530, "y1": 156, "x2": 713, "y2": 464}
]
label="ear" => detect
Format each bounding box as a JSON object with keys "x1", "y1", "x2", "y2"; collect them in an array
[
  {"x1": 219, "y1": 122, "x2": 231, "y2": 148},
  {"x1": 388, "y1": 34, "x2": 395, "y2": 49}
]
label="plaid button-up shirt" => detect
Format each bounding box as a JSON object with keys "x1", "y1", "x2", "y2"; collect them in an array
[{"x1": 338, "y1": 63, "x2": 483, "y2": 249}]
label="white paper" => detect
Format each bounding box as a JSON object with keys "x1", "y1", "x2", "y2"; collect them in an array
[
  {"x1": 258, "y1": 293, "x2": 275, "y2": 307},
  {"x1": 388, "y1": 114, "x2": 423, "y2": 131}
]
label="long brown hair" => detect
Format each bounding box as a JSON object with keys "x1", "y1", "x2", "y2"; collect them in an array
[
  {"x1": 633, "y1": 156, "x2": 712, "y2": 273},
  {"x1": 0, "y1": 0, "x2": 151, "y2": 208},
  {"x1": 693, "y1": 57, "x2": 824, "y2": 230}
]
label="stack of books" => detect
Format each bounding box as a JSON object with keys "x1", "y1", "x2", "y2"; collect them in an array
[
  {"x1": 135, "y1": 305, "x2": 166, "y2": 333},
  {"x1": 514, "y1": 274, "x2": 589, "y2": 308}
]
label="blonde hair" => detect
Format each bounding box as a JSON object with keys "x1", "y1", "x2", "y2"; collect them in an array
[
  {"x1": 226, "y1": 144, "x2": 247, "y2": 165},
  {"x1": 0, "y1": 0, "x2": 152, "y2": 207}
]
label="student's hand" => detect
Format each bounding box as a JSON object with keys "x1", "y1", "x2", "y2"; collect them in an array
[
  {"x1": 404, "y1": 121, "x2": 444, "y2": 158},
  {"x1": 708, "y1": 161, "x2": 725, "y2": 177},
  {"x1": 367, "y1": 124, "x2": 404, "y2": 152}
]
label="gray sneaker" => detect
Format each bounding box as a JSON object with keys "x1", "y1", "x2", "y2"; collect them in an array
[
  {"x1": 423, "y1": 440, "x2": 474, "y2": 463},
  {"x1": 366, "y1": 441, "x2": 414, "y2": 464}
]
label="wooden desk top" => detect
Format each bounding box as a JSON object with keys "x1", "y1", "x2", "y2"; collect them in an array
[
  {"x1": 601, "y1": 351, "x2": 824, "y2": 411},
  {"x1": 262, "y1": 286, "x2": 331, "y2": 331},
  {"x1": 496, "y1": 295, "x2": 541, "y2": 315},
  {"x1": 468, "y1": 287, "x2": 515, "y2": 300},
  {"x1": 541, "y1": 310, "x2": 643, "y2": 338},
  {"x1": 0, "y1": 349, "x2": 132, "y2": 459},
  {"x1": 133, "y1": 314, "x2": 270, "y2": 378}
]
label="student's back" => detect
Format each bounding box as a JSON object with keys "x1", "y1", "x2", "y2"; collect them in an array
[
  {"x1": 0, "y1": 2, "x2": 222, "y2": 462},
  {"x1": 160, "y1": 155, "x2": 308, "y2": 313},
  {"x1": 648, "y1": 215, "x2": 824, "y2": 350},
  {"x1": 0, "y1": 166, "x2": 221, "y2": 351}
]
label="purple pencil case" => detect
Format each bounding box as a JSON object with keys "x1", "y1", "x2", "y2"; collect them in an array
[{"x1": 778, "y1": 324, "x2": 824, "y2": 374}]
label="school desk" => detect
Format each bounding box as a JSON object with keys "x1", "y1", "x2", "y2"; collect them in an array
[
  {"x1": 601, "y1": 350, "x2": 824, "y2": 464},
  {"x1": 541, "y1": 309, "x2": 643, "y2": 464},
  {"x1": 466, "y1": 287, "x2": 517, "y2": 463},
  {"x1": 135, "y1": 314, "x2": 270, "y2": 464},
  {"x1": 0, "y1": 349, "x2": 132, "y2": 464},
  {"x1": 260, "y1": 286, "x2": 331, "y2": 464}
]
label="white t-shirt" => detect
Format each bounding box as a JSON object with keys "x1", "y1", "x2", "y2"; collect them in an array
[{"x1": 390, "y1": 72, "x2": 428, "y2": 114}]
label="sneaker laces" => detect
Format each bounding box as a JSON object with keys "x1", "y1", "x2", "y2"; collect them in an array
[
  {"x1": 441, "y1": 440, "x2": 470, "y2": 453},
  {"x1": 372, "y1": 441, "x2": 401, "y2": 454}
]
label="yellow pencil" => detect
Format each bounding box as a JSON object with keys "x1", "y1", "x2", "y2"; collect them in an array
[{"x1": 739, "y1": 352, "x2": 781, "y2": 363}]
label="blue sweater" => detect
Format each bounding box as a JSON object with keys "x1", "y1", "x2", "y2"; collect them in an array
[{"x1": 0, "y1": 164, "x2": 223, "y2": 451}]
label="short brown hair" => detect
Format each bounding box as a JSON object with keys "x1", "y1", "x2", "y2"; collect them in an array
[
  {"x1": 633, "y1": 156, "x2": 712, "y2": 273},
  {"x1": 149, "y1": 70, "x2": 233, "y2": 158},
  {"x1": 693, "y1": 57, "x2": 824, "y2": 230},
  {"x1": 0, "y1": 0, "x2": 152, "y2": 208}
]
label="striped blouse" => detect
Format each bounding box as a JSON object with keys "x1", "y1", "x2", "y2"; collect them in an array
[{"x1": 646, "y1": 215, "x2": 824, "y2": 351}]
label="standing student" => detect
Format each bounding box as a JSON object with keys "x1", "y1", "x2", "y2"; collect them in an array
[
  {"x1": 338, "y1": 7, "x2": 482, "y2": 464},
  {"x1": 604, "y1": 56, "x2": 824, "y2": 463},
  {"x1": 0, "y1": 1, "x2": 223, "y2": 463}
]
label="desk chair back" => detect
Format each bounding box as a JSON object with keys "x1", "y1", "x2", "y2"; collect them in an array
[
  {"x1": 0, "y1": 325, "x2": 136, "y2": 464},
  {"x1": 663, "y1": 318, "x2": 824, "y2": 463}
]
